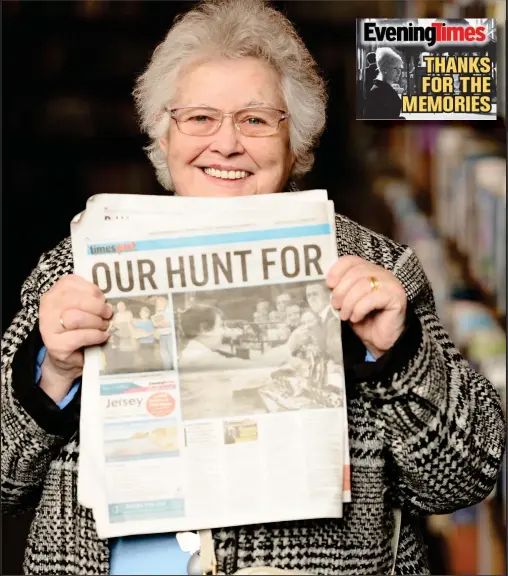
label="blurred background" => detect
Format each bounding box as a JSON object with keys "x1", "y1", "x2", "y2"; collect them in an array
[{"x1": 3, "y1": 0, "x2": 506, "y2": 574}]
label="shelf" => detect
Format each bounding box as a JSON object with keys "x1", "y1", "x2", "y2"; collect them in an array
[
  {"x1": 364, "y1": 118, "x2": 506, "y2": 147},
  {"x1": 446, "y1": 240, "x2": 506, "y2": 331},
  {"x1": 375, "y1": 124, "x2": 506, "y2": 333}
]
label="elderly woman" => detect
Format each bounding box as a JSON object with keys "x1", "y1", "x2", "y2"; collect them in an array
[
  {"x1": 1, "y1": 1, "x2": 505, "y2": 575},
  {"x1": 364, "y1": 47, "x2": 405, "y2": 119}
]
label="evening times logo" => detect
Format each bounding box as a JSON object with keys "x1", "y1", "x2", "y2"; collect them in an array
[{"x1": 356, "y1": 18, "x2": 498, "y2": 120}]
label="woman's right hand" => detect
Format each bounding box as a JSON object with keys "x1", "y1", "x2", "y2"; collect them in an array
[{"x1": 38, "y1": 274, "x2": 113, "y2": 404}]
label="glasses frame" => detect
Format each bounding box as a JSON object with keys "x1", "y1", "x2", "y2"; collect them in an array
[{"x1": 166, "y1": 106, "x2": 289, "y2": 137}]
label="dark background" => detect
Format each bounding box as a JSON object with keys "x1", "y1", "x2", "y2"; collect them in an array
[{"x1": 3, "y1": 0, "x2": 498, "y2": 573}]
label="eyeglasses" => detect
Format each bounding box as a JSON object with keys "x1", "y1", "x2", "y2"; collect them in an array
[{"x1": 167, "y1": 106, "x2": 289, "y2": 137}]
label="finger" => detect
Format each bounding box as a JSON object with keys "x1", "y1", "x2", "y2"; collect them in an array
[
  {"x1": 60, "y1": 309, "x2": 112, "y2": 332},
  {"x1": 326, "y1": 255, "x2": 367, "y2": 289},
  {"x1": 43, "y1": 329, "x2": 110, "y2": 363},
  {"x1": 349, "y1": 290, "x2": 392, "y2": 324},
  {"x1": 41, "y1": 279, "x2": 112, "y2": 323},
  {"x1": 331, "y1": 264, "x2": 380, "y2": 310},
  {"x1": 60, "y1": 292, "x2": 113, "y2": 319},
  {"x1": 50, "y1": 274, "x2": 106, "y2": 300},
  {"x1": 61, "y1": 328, "x2": 110, "y2": 351},
  {"x1": 336, "y1": 276, "x2": 378, "y2": 321}
]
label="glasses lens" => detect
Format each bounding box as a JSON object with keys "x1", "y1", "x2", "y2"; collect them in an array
[
  {"x1": 173, "y1": 108, "x2": 222, "y2": 135},
  {"x1": 235, "y1": 108, "x2": 283, "y2": 136}
]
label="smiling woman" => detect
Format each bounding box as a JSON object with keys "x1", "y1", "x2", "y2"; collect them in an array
[
  {"x1": 157, "y1": 57, "x2": 295, "y2": 196},
  {"x1": 1, "y1": 0, "x2": 506, "y2": 575},
  {"x1": 133, "y1": 0, "x2": 326, "y2": 193}
]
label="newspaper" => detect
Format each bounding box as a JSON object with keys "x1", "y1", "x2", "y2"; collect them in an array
[
  {"x1": 74, "y1": 191, "x2": 350, "y2": 509},
  {"x1": 71, "y1": 191, "x2": 350, "y2": 538}
]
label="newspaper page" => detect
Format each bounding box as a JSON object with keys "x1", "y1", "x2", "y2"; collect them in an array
[
  {"x1": 71, "y1": 193, "x2": 350, "y2": 511},
  {"x1": 73, "y1": 191, "x2": 351, "y2": 509},
  {"x1": 73, "y1": 192, "x2": 351, "y2": 507},
  {"x1": 71, "y1": 194, "x2": 349, "y2": 538}
]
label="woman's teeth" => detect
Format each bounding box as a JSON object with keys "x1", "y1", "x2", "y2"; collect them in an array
[{"x1": 203, "y1": 168, "x2": 249, "y2": 180}]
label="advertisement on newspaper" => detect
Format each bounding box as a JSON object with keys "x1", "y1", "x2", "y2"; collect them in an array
[{"x1": 72, "y1": 195, "x2": 349, "y2": 538}]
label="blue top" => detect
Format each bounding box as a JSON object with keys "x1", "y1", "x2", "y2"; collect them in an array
[
  {"x1": 135, "y1": 319, "x2": 156, "y2": 344},
  {"x1": 36, "y1": 345, "x2": 376, "y2": 574}
]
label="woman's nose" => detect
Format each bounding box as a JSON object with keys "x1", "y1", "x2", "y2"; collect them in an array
[{"x1": 209, "y1": 117, "x2": 245, "y2": 157}]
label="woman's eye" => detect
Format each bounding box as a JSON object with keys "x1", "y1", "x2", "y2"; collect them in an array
[
  {"x1": 246, "y1": 117, "x2": 265, "y2": 125},
  {"x1": 189, "y1": 115, "x2": 212, "y2": 122}
]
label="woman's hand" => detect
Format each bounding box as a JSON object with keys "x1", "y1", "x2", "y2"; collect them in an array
[
  {"x1": 326, "y1": 256, "x2": 408, "y2": 359},
  {"x1": 38, "y1": 275, "x2": 113, "y2": 403}
]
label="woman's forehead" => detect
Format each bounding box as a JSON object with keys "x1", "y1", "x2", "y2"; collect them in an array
[{"x1": 174, "y1": 57, "x2": 284, "y2": 108}]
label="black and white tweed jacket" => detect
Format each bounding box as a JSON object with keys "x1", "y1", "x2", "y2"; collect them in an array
[{"x1": 2, "y1": 214, "x2": 506, "y2": 575}]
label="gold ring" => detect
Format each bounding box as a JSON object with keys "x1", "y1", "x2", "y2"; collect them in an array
[
  {"x1": 368, "y1": 276, "x2": 380, "y2": 291},
  {"x1": 59, "y1": 317, "x2": 67, "y2": 330}
]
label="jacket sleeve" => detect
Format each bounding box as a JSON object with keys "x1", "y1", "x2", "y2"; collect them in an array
[
  {"x1": 1, "y1": 249, "x2": 80, "y2": 515},
  {"x1": 355, "y1": 246, "x2": 506, "y2": 516}
]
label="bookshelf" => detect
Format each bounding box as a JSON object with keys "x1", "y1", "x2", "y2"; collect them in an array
[
  {"x1": 386, "y1": 123, "x2": 506, "y2": 318},
  {"x1": 374, "y1": 120, "x2": 506, "y2": 575}
]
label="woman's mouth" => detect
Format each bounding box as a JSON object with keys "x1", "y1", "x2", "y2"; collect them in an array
[{"x1": 202, "y1": 167, "x2": 251, "y2": 180}]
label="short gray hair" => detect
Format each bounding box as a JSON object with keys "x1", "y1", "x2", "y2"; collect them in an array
[
  {"x1": 375, "y1": 47, "x2": 402, "y2": 72},
  {"x1": 133, "y1": 0, "x2": 327, "y2": 191}
]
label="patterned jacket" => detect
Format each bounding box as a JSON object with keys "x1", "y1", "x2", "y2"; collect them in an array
[{"x1": 2, "y1": 214, "x2": 506, "y2": 575}]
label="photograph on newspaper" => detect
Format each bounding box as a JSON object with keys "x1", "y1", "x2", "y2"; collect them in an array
[
  {"x1": 223, "y1": 418, "x2": 259, "y2": 445},
  {"x1": 173, "y1": 279, "x2": 345, "y2": 421},
  {"x1": 99, "y1": 294, "x2": 176, "y2": 375},
  {"x1": 103, "y1": 418, "x2": 180, "y2": 462}
]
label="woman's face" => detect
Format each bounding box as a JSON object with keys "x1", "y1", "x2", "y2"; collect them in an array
[
  {"x1": 160, "y1": 57, "x2": 294, "y2": 197},
  {"x1": 383, "y1": 59, "x2": 402, "y2": 84}
]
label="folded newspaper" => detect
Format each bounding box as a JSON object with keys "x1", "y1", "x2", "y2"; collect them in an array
[{"x1": 71, "y1": 190, "x2": 351, "y2": 539}]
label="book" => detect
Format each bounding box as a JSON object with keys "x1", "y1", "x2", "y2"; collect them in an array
[{"x1": 471, "y1": 157, "x2": 506, "y2": 299}]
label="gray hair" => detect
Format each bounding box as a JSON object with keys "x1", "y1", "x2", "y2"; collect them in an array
[
  {"x1": 375, "y1": 47, "x2": 402, "y2": 73},
  {"x1": 133, "y1": 0, "x2": 327, "y2": 191}
]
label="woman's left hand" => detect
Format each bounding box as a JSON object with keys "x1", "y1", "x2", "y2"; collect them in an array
[{"x1": 326, "y1": 256, "x2": 408, "y2": 359}]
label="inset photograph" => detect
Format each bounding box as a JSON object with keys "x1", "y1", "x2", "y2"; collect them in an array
[
  {"x1": 173, "y1": 280, "x2": 345, "y2": 421},
  {"x1": 104, "y1": 418, "x2": 179, "y2": 462},
  {"x1": 100, "y1": 294, "x2": 176, "y2": 375},
  {"x1": 223, "y1": 419, "x2": 258, "y2": 445}
]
